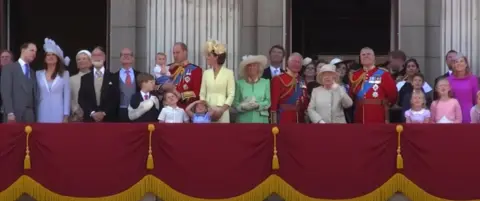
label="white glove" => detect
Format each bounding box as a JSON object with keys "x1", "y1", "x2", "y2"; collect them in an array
[
  {"x1": 318, "y1": 120, "x2": 326, "y2": 124},
  {"x1": 331, "y1": 83, "x2": 339, "y2": 89}
]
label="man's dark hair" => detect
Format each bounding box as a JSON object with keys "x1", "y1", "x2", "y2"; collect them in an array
[
  {"x1": 136, "y1": 73, "x2": 155, "y2": 87},
  {"x1": 445, "y1": 50, "x2": 457, "y2": 60},
  {"x1": 388, "y1": 50, "x2": 407, "y2": 61},
  {"x1": 174, "y1": 42, "x2": 188, "y2": 51},
  {"x1": 268, "y1": 45, "x2": 285, "y2": 56},
  {"x1": 93, "y1": 46, "x2": 105, "y2": 53},
  {"x1": 20, "y1": 42, "x2": 35, "y2": 51}
]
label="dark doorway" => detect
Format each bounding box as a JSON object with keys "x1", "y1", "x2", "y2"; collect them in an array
[
  {"x1": 291, "y1": 0, "x2": 392, "y2": 57},
  {"x1": 8, "y1": 0, "x2": 108, "y2": 74}
]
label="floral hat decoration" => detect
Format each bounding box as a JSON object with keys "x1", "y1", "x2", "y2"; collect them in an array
[
  {"x1": 43, "y1": 38, "x2": 70, "y2": 66},
  {"x1": 203, "y1": 39, "x2": 227, "y2": 55}
]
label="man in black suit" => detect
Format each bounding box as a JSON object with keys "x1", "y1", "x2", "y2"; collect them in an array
[
  {"x1": 433, "y1": 50, "x2": 457, "y2": 100},
  {"x1": 78, "y1": 47, "x2": 119, "y2": 122},
  {"x1": 113, "y1": 48, "x2": 141, "y2": 122},
  {"x1": 262, "y1": 45, "x2": 285, "y2": 80}
]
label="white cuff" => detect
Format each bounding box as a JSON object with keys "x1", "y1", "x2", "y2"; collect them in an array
[{"x1": 90, "y1": 111, "x2": 95, "y2": 117}]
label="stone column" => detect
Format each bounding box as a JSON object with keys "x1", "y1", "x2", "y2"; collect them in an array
[
  {"x1": 425, "y1": 0, "x2": 442, "y2": 82},
  {"x1": 240, "y1": 0, "x2": 258, "y2": 56},
  {"x1": 441, "y1": 0, "x2": 479, "y2": 75},
  {"x1": 398, "y1": 0, "x2": 427, "y2": 79},
  {"x1": 256, "y1": 0, "x2": 284, "y2": 55},
  {"x1": 109, "y1": 0, "x2": 148, "y2": 73}
]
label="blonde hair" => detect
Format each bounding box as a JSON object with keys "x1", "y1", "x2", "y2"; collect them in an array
[
  {"x1": 452, "y1": 54, "x2": 471, "y2": 77},
  {"x1": 435, "y1": 78, "x2": 453, "y2": 99},
  {"x1": 411, "y1": 90, "x2": 427, "y2": 108}
]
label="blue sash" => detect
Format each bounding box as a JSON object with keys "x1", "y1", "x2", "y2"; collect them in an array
[
  {"x1": 172, "y1": 64, "x2": 197, "y2": 85},
  {"x1": 356, "y1": 69, "x2": 385, "y2": 99},
  {"x1": 277, "y1": 80, "x2": 304, "y2": 122}
]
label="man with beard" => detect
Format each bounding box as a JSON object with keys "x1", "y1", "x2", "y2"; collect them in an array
[
  {"x1": 78, "y1": 47, "x2": 119, "y2": 122},
  {"x1": 350, "y1": 47, "x2": 397, "y2": 123},
  {"x1": 270, "y1": 52, "x2": 309, "y2": 124},
  {"x1": 262, "y1": 45, "x2": 285, "y2": 79},
  {"x1": 162, "y1": 42, "x2": 202, "y2": 108}
]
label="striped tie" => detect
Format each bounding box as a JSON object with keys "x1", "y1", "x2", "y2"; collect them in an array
[{"x1": 95, "y1": 70, "x2": 103, "y2": 79}]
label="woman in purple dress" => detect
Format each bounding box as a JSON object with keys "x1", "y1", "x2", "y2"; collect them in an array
[{"x1": 447, "y1": 53, "x2": 478, "y2": 123}]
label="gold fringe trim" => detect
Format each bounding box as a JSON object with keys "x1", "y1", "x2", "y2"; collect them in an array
[{"x1": 1, "y1": 173, "x2": 464, "y2": 201}]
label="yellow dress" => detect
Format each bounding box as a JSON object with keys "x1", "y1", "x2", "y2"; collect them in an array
[{"x1": 199, "y1": 66, "x2": 235, "y2": 123}]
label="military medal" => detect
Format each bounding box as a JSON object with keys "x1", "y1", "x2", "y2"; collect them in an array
[
  {"x1": 372, "y1": 84, "x2": 379, "y2": 91},
  {"x1": 183, "y1": 84, "x2": 189, "y2": 90},
  {"x1": 184, "y1": 76, "x2": 191, "y2": 83},
  {"x1": 372, "y1": 92, "x2": 378, "y2": 98}
]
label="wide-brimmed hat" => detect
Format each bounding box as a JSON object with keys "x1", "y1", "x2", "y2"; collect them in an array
[
  {"x1": 43, "y1": 38, "x2": 70, "y2": 66},
  {"x1": 238, "y1": 55, "x2": 268, "y2": 78},
  {"x1": 316, "y1": 64, "x2": 338, "y2": 84}
]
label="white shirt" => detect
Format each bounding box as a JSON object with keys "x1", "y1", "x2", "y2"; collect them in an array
[
  {"x1": 18, "y1": 58, "x2": 28, "y2": 75},
  {"x1": 269, "y1": 66, "x2": 281, "y2": 77},
  {"x1": 140, "y1": 91, "x2": 150, "y2": 101},
  {"x1": 152, "y1": 65, "x2": 170, "y2": 78},
  {"x1": 158, "y1": 106, "x2": 189, "y2": 123}
]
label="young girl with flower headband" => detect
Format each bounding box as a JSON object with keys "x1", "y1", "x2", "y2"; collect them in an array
[
  {"x1": 469, "y1": 91, "x2": 480, "y2": 123},
  {"x1": 404, "y1": 91, "x2": 430, "y2": 123},
  {"x1": 430, "y1": 78, "x2": 462, "y2": 123}
]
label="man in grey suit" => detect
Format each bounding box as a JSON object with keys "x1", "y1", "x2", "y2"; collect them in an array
[{"x1": 1, "y1": 43, "x2": 38, "y2": 123}]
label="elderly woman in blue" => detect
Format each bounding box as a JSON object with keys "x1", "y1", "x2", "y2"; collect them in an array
[{"x1": 36, "y1": 38, "x2": 71, "y2": 123}]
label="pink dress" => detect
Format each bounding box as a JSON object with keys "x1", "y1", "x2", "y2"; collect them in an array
[
  {"x1": 430, "y1": 98, "x2": 462, "y2": 123},
  {"x1": 404, "y1": 109, "x2": 431, "y2": 123}
]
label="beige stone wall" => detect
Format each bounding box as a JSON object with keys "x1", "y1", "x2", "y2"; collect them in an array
[{"x1": 109, "y1": 0, "x2": 148, "y2": 73}]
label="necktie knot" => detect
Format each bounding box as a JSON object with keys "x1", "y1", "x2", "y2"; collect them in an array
[
  {"x1": 95, "y1": 70, "x2": 103, "y2": 78},
  {"x1": 144, "y1": 94, "x2": 149, "y2": 100}
]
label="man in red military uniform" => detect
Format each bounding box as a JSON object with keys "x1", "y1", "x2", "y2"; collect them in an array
[
  {"x1": 270, "y1": 53, "x2": 309, "y2": 124},
  {"x1": 350, "y1": 47, "x2": 397, "y2": 123},
  {"x1": 162, "y1": 42, "x2": 203, "y2": 108}
]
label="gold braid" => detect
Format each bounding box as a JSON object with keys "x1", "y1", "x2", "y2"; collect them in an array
[
  {"x1": 349, "y1": 70, "x2": 366, "y2": 93},
  {"x1": 278, "y1": 76, "x2": 296, "y2": 99}
]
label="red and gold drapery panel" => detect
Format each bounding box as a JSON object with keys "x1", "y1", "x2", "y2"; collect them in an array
[{"x1": 0, "y1": 123, "x2": 479, "y2": 201}]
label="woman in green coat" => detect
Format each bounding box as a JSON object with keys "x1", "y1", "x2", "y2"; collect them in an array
[{"x1": 233, "y1": 55, "x2": 271, "y2": 123}]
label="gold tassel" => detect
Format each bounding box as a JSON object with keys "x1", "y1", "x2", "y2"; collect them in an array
[
  {"x1": 396, "y1": 125, "x2": 404, "y2": 170},
  {"x1": 271, "y1": 126, "x2": 279, "y2": 170},
  {"x1": 24, "y1": 125, "x2": 32, "y2": 170},
  {"x1": 147, "y1": 124, "x2": 155, "y2": 170}
]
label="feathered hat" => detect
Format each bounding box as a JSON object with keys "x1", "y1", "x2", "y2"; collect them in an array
[
  {"x1": 43, "y1": 38, "x2": 70, "y2": 66},
  {"x1": 203, "y1": 39, "x2": 227, "y2": 55}
]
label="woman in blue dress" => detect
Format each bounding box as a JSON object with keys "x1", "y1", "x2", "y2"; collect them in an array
[{"x1": 36, "y1": 38, "x2": 71, "y2": 123}]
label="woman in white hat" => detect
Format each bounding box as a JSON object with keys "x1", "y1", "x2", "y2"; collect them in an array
[
  {"x1": 36, "y1": 38, "x2": 71, "y2": 123},
  {"x1": 307, "y1": 64, "x2": 353, "y2": 123},
  {"x1": 69, "y1": 50, "x2": 92, "y2": 122},
  {"x1": 233, "y1": 55, "x2": 270, "y2": 123}
]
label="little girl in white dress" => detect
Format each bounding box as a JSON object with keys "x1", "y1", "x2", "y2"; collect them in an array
[{"x1": 405, "y1": 90, "x2": 431, "y2": 123}]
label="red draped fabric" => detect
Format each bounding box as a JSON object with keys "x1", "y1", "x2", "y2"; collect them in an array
[{"x1": 0, "y1": 123, "x2": 480, "y2": 201}]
